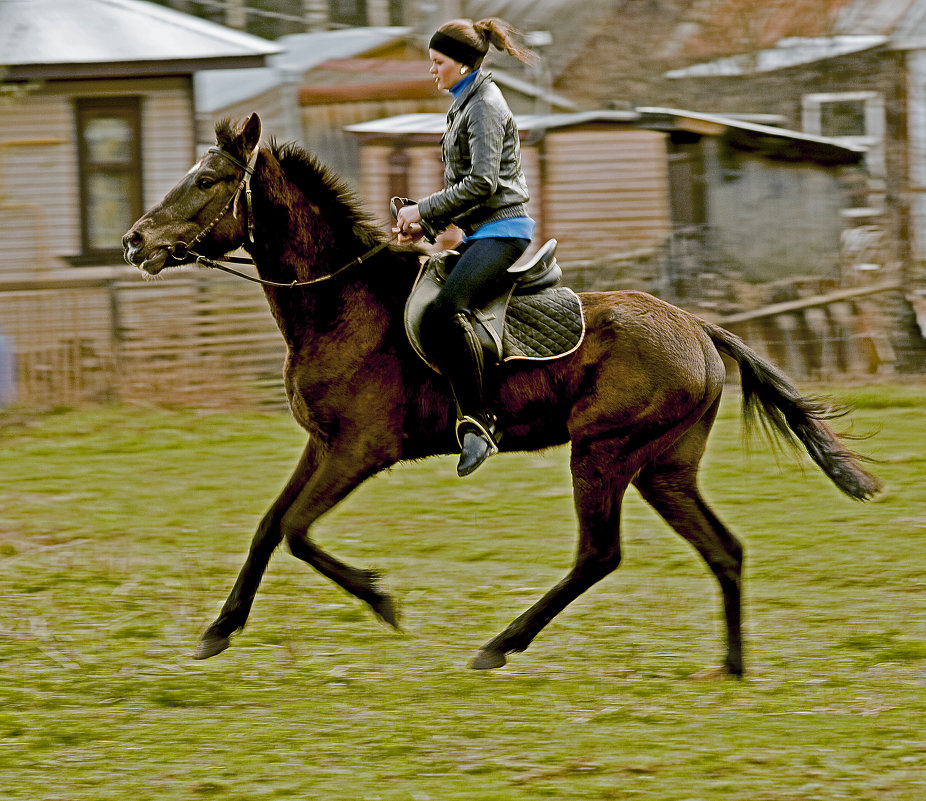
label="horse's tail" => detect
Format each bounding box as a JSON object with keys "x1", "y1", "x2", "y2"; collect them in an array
[{"x1": 702, "y1": 320, "x2": 881, "y2": 501}]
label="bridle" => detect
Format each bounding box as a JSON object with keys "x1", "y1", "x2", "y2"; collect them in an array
[{"x1": 169, "y1": 145, "x2": 392, "y2": 289}]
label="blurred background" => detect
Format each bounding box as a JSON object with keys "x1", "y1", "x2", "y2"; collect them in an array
[{"x1": 1, "y1": 0, "x2": 924, "y2": 409}]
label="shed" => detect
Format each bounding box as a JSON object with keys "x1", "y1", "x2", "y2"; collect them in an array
[
  {"x1": 637, "y1": 107, "x2": 867, "y2": 284},
  {"x1": 346, "y1": 107, "x2": 864, "y2": 279},
  {"x1": 346, "y1": 109, "x2": 670, "y2": 264}
]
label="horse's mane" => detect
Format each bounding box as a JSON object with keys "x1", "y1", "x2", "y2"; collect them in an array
[
  {"x1": 273, "y1": 139, "x2": 388, "y2": 249},
  {"x1": 215, "y1": 120, "x2": 421, "y2": 303},
  {"x1": 215, "y1": 118, "x2": 386, "y2": 247}
]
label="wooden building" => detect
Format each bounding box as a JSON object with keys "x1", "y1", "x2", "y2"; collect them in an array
[
  {"x1": 346, "y1": 108, "x2": 864, "y2": 280},
  {"x1": 0, "y1": 0, "x2": 284, "y2": 407},
  {"x1": 0, "y1": 0, "x2": 279, "y2": 275}
]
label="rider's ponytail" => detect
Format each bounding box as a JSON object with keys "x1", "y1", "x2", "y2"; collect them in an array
[
  {"x1": 430, "y1": 17, "x2": 537, "y2": 69},
  {"x1": 472, "y1": 18, "x2": 537, "y2": 65}
]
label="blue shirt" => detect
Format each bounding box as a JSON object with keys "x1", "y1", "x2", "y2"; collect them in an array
[{"x1": 465, "y1": 216, "x2": 535, "y2": 242}]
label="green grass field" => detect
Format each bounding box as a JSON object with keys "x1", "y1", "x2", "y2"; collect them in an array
[{"x1": 1, "y1": 384, "x2": 924, "y2": 800}]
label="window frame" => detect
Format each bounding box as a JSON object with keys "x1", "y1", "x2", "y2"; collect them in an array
[
  {"x1": 74, "y1": 96, "x2": 144, "y2": 262},
  {"x1": 802, "y1": 90, "x2": 885, "y2": 178}
]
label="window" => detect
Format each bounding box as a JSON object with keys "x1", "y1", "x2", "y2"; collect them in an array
[
  {"x1": 802, "y1": 91, "x2": 885, "y2": 177},
  {"x1": 75, "y1": 97, "x2": 143, "y2": 259}
]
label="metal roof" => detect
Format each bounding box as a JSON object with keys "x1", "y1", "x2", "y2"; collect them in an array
[
  {"x1": 460, "y1": 0, "x2": 611, "y2": 77},
  {"x1": 665, "y1": 35, "x2": 888, "y2": 79},
  {"x1": 0, "y1": 0, "x2": 280, "y2": 79},
  {"x1": 344, "y1": 109, "x2": 640, "y2": 136},
  {"x1": 637, "y1": 107, "x2": 866, "y2": 164},
  {"x1": 194, "y1": 27, "x2": 412, "y2": 113},
  {"x1": 347, "y1": 106, "x2": 865, "y2": 163}
]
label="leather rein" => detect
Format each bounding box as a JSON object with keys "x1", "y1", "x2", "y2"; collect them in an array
[{"x1": 170, "y1": 146, "x2": 392, "y2": 289}]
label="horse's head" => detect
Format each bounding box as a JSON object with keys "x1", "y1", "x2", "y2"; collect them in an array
[{"x1": 123, "y1": 113, "x2": 262, "y2": 275}]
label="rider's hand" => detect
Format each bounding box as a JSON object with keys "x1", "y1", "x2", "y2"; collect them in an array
[
  {"x1": 396, "y1": 204, "x2": 422, "y2": 232},
  {"x1": 393, "y1": 223, "x2": 424, "y2": 246}
]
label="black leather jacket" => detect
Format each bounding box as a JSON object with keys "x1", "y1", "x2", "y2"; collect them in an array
[{"x1": 417, "y1": 72, "x2": 530, "y2": 238}]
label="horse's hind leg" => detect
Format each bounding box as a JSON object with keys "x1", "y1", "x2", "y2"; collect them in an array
[
  {"x1": 473, "y1": 449, "x2": 630, "y2": 669},
  {"x1": 632, "y1": 408, "x2": 745, "y2": 676}
]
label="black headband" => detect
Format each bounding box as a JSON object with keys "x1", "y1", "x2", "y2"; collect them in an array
[{"x1": 429, "y1": 30, "x2": 485, "y2": 68}]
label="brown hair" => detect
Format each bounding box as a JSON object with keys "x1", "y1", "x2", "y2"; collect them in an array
[{"x1": 434, "y1": 17, "x2": 537, "y2": 67}]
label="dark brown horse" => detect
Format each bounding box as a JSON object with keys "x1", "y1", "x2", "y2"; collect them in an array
[{"x1": 123, "y1": 114, "x2": 880, "y2": 676}]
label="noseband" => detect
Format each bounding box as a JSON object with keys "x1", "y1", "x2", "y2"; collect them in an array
[{"x1": 171, "y1": 146, "x2": 391, "y2": 289}]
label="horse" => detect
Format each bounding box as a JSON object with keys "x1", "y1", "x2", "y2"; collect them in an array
[{"x1": 122, "y1": 113, "x2": 880, "y2": 676}]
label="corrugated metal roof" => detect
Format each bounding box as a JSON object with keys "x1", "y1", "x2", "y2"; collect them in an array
[
  {"x1": 194, "y1": 27, "x2": 412, "y2": 113},
  {"x1": 0, "y1": 0, "x2": 280, "y2": 78},
  {"x1": 637, "y1": 107, "x2": 866, "y2": 163},
  {"x1": 461, "y1": 0, "x2": 614, "y2": 76},
  {"x1": 344, "y1": 109, "x2": 639, "y2": 136},
  {"x1": 834, "y1": 0, "x2": 918, "y2": 36},
  {"x1": 347, "y1": 106, "x2": 865, "y2": 163},
  {"x1": 886, "y1": 0, "x2": 926, "y2": 47},
  {"x1": 665, "y1": 35, "x2": 887, "y2": 78}
]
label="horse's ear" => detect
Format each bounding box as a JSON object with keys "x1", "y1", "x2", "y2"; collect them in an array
[{"x1": 241, "y1": 113, "x2": 261, "y2": 155}]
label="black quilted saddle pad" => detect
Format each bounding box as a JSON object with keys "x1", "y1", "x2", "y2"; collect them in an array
[{"x1": 501, "y1": 287, "x2": 585, "y2": 362}]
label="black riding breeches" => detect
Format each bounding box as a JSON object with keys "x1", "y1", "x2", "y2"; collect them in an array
[{"x1": 422, "y1": 236, "x2": 530, "y2": 348}]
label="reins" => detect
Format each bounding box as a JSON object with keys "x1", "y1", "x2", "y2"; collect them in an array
[{"x1": 171, "y1": 145, "x2": 394, "y2": 289}]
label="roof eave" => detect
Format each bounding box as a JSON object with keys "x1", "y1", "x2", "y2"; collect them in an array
[
  {"x1": 5, "y1": 55, "x2": 274, "y2": 81},
  {"x1": 638, "y1": 107, "x2": 865, "y2": 165}
]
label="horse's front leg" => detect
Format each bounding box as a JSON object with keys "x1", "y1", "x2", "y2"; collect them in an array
[
  {"x1": 194, "y1": 436, "x2": 395, "y2": 659},
  {"x1": 194, "y1": 438, "x2": 322, "y2": 659},
  {"x1": 279, "y1": 450, "x2": 399, "y2": 630}
]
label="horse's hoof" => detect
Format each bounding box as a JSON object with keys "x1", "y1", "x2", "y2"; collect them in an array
[
  {"x1": 193, "y1": 633, "x2": 230, "y2": 660},
  {"x1": 471, "y1": 648, "x2": 507, "y2": 670}
]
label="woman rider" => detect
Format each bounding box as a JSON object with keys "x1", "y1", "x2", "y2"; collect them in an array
[{"x1": 394, "y1": 17, "x2": 537, "y2": 477}]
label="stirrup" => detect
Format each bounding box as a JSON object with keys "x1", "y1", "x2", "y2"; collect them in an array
[{"x1": 455, "y1": 416, "x2": 500, "y2": 477}]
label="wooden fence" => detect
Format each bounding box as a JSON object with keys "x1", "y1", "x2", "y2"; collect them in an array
[
  {"x1": 0, "y1": 269, "x2": 286, "y2": 409},
  {"x1": 0, "y1": 268, "x2": 919, "y2": 411}
]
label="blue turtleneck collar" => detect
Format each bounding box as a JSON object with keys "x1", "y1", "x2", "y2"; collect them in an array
[{"x1": 450, "y1": 69, "x2": 480, "y2": 99}]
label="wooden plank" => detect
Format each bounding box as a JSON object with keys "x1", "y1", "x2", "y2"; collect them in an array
[{"x1": 718, "y1": 281, "x2": 903, "y2": 325}]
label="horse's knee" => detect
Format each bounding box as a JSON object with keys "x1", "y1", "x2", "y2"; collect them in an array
[{"x1": 575, "y1": 543, "x2": 622, "y2": 582}]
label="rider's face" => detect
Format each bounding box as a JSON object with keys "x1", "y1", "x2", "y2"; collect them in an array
[{"x1": 429, "y1": 50, "x2": 466, "y2": 92}]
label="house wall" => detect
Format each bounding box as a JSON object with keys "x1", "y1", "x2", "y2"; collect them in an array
[
  {"x1": 703, "y1": 141, "x2": 848, "y2": 281},
  {"x1": 657, "y1": 48, "x2": 909, "y2": 271},
  {"x1": 541, "y1": 126, "x2": 671, "y2": 261},
  {"x1": 0, "y1": 76, "x2": 196, "y2": 274}
]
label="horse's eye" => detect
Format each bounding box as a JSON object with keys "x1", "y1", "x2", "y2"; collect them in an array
[{"x1": 197, "y1": 177, "x2": 217, "y2": 190}]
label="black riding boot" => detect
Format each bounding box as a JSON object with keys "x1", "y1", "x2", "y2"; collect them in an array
[{"x1": 443, "y1": 312, "x2": 500, "y2": 477}]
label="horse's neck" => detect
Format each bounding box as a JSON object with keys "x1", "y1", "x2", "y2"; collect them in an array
[{"x1": 246, "y1": 155, "x2": 394, "y2": 349}]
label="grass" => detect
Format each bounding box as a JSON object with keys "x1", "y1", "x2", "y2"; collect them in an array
[{"x1": 0, "y1": 384, "x2": 924, "y2": 800}]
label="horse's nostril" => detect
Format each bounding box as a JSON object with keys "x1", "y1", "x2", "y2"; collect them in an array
[{"x1": 123, "y1": 230, "x2": 143, "y2": 251}]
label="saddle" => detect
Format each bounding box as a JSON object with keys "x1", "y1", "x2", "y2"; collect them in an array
[{"x1": 403, "y1": 238, "x2": 586, "y2": 374}]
